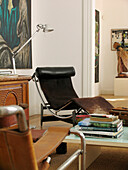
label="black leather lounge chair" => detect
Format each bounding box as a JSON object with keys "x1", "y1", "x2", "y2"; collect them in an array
[{"x1": 32, "y1": 66, "x2": 114, "y2": 127}]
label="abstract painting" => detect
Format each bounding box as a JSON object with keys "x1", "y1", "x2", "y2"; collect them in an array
[
  {"x1": 95, "y1": 10, "x2": 100, "y2": 83},
  {"x1": 111, "y1": 29, "x2": 128, "y2": 51},
  {"x1": 0, "y1": 0, "x2": 32, "y2": 69}
]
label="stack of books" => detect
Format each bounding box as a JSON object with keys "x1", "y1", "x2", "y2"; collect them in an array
[{"x1": 76, "y1": 113, "x2": 123, "y2": 138}]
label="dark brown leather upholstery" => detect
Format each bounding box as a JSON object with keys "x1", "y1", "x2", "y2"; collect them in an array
[
  {"x1": 36, "y1": 67, "x2": 75, "y2": 79},
  {"x1": 36, "y1": 67, "x2": 79, "y2": 110},
  {"x1": 72, "y1": 96, "x2": 114, "y2": 114},
  {"x1": 35, "y1": 67, "x2": 114, "y2": 112},
  {"x1": 34, "y1": 67, "x2": 114, "y2": 126}
]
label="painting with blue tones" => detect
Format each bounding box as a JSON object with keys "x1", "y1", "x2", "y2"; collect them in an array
[{"x1": 0, "y1": 0, "x2": 32, "y2": 69}]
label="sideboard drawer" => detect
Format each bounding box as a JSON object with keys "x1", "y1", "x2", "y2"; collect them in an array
[{"x1": 0, "y1": 76, "x2": 31, "y2": 127}]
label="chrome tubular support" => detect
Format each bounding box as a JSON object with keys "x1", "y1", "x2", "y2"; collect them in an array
[
  {"x1": 57, "y1": 149, "x2": 82, "y2": 170},
  {"x1": 70, "y1": 129, "x2": 86, "y2": 170},
  {"x1": 12, "y1": 24, "x2": 53, "y2": 74},
  {"x1": 0, "y1": 105, "x2": 28, "y2": 132},
  {"x1": 57, "y1": 129, "x2": 86, "y2": 170}
]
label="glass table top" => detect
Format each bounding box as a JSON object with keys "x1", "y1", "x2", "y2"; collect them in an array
[{"x1": 65, "y1": 127, "x2": 128, "y2": 147}]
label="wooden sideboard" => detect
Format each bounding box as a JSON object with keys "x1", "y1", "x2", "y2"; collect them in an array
[{"x1": 0, "y1": 75, "x2": 31, "y2": 127}]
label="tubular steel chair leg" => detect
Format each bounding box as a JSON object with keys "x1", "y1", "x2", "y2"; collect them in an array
[
  {"x1": 41, "y1": 103, "x2": 44, "y2": 128},
  {"x1": 57, "y1": 129, "x2": 86, "y2": 170}
]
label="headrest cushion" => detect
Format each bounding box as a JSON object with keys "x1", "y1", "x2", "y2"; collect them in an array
[{"x1": 35, "y1": 67, "x2": 75, "y2": 79}]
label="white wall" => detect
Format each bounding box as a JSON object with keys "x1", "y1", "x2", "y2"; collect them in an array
[
  {"x1": 3, "y1": 0, "x2": 95, "y2": 116},
  {"x1": 97, "y1": 0, "x2": 128, "y2": 94},
  {"x1": 29, "y1": 0, "x2": 128, "y2": 115},
  {"x1": 2, "y1": 0, "x2": 127, "y2": 116},
  {"x1": 29, "y1": 0, "x2": 83, "y2": 115},
  {"x1": 30, "y1": 0, "x2": 96, "y2": 115}
]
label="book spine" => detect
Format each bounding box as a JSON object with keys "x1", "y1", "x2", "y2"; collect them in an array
[
  {"x1": 81, "y1": 128, "x2": 123, "y2": 136},
  {"x1": 84, "y1": 131, "x2": 123, "y2": 138},
  {"x1": 90, "y1": 117, "x2": 117, "y2": 122},
  {"x1": 91, "y1": 120, "x2": 122, "y2": 128},
  {"x1": 79, "y1": 126, "x2": 121, "y2": 132}
]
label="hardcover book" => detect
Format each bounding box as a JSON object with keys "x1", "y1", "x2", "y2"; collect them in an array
[
  {"x1": 78, "y1": 118, "x2": 91, "y2": 127},
  {"x1": 90, "y1": 113, "x2": 118, "y2": 122},
  {"x1": 83, "y1": 130, "x2": 123, "y2": 138},
  {"x1": 111, "y1": 107, "x2": 128, "y2": 111},
  {"x1": 76, "y1": 124, "x2": 122, "y2": 132},
  {"x1": 90, "y1": 119, "x2": 122, "y2": 127},
  {"x1": 81, "y1": 128, "x2": 123, "y2": 138},
  {"x1": 78, "y1": 118, "x2": 122, "y2": 128}
]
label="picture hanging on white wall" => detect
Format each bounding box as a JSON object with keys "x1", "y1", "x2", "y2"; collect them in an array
[
  {"x1": 111, "y1": 29, "x2": 128, "y2": 51},
  {"x1": 95, "y1": 10, "x2": 100, "y2": 83},
  {"x1": 0, "y1": 0, "x2": 32, "y2": 69}
]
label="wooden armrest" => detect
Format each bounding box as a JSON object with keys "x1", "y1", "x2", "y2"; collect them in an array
[{"x1": 34, "y1": 127, "x2": 70, "y2": 163}]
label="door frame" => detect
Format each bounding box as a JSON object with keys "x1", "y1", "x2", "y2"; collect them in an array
[{"x1": 82, "y1": 0, "x2": 95, "y2": 97}]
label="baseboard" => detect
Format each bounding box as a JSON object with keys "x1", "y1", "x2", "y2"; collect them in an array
[{"x1": 100, "y1": 90, "x2": 114, "y2": 95}]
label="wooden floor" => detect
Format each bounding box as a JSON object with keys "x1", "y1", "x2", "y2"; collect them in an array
[
  {"x1": 101, "y1": 94, "x2": 128, "y2": 108},
  {"x1": 29, "y1": 94, "x2": 128, "y2": 170}
]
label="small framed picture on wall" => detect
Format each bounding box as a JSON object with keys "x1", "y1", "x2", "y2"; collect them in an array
[
  {"x1": 95, "y1": 10, "x2": 100, "y2": 83},
  {"x1": 111, "y1": 29, "x2": 128, "y2": 51}
]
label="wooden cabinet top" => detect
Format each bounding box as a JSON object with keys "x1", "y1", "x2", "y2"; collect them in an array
[{"x1": 0, "y1": 75, "x2": 31, "y2": 82}]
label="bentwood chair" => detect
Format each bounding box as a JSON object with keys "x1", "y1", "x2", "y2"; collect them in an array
[
  {"x1": 32, "y1": 66, "x2": 114, "y2": 127},
  {"x1": 0, "y1": 105, "x2": 86, "y2": 170}
]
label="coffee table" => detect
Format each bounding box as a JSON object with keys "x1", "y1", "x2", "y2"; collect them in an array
[{"x1": 64, "y1": 127, "x2": 128, "y2": 168}]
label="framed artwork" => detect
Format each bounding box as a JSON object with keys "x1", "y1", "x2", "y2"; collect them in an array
[
  {"x1": 0, "y1": 0, "x2": 32, "y2": 69},
  {"x1": 111, "y1": 29, "x2": 128, "y2": 51},
  {"x1": 95, "y1": 10, "x2": 100, "y2": 83}
]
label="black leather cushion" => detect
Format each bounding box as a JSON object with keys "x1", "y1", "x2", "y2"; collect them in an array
[{"x1": 35, "y1": 67, "x2": 75, "y2": 79}]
